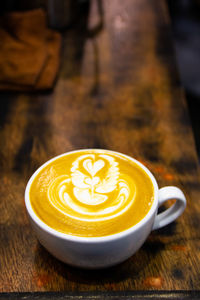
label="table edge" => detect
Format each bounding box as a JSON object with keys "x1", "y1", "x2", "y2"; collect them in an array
[{"x1": 0, "y1": 290, "x2": 200, "y2": 299}]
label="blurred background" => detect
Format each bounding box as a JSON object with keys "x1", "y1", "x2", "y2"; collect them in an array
[
  {"x1": 167, "y1": 0, "x2": 200, "y2": 161},
  {"x1": 0, "y1": 0, "x2": 200, "y2": 160}
]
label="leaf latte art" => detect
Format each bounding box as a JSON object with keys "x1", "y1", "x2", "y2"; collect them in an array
[
  {"x1": 29, "y1": 150, "x2": 154, "y2": 237},
  {"x1": 48, "y1": 154, "x2": 134, "y2": 221}
]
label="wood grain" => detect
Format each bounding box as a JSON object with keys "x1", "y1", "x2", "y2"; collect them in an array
[
  {"x1": 1, "y1": 0, "x2": 200, "y2": 293},
  {"x1": 1, "y1": 291, "x2": 200, "y2": 300}
]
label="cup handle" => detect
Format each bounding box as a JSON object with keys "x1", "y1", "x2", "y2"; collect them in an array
[{"x1": 152, "y1": 186, "x2": 186, "y2": 230}]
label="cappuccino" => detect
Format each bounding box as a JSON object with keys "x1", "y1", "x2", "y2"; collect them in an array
[{"x1": 29, "y1": 149, "x2": 154, "y2": 237}]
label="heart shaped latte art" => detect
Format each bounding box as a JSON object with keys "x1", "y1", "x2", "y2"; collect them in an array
[
  {"x1": 83, "y1": 159, "x2": 105, "y2": 176},
  {"x1": 46, "y1": 153, "x2": 137, "y2": 223}
]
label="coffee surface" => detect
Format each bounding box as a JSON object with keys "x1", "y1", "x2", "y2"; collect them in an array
[{"x1": 29, "y1": 150, "x2": 154, "y2": 237}]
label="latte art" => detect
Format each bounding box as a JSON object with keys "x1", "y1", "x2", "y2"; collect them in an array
[
  {"x1": 29, "y1": 150, "x2": 154, "y2": 237},
  {"x1": 48, "y1": 154, "x2": 135, "y2": 221}
]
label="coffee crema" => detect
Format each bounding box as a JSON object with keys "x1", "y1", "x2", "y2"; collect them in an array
[{"x1": 29, "y1": 150, "x2": 154, "y2": 237}]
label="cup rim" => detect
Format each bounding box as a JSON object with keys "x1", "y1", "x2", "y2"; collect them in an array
[{"x1": 25, "y1": 149, "x2": 159, "y2": 243}]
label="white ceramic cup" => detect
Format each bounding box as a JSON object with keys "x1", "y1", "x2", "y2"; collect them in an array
[{"x1": 25, "y1": 149, "x2": 186, "y2": 269}]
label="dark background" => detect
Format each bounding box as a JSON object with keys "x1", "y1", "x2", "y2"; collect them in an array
[
  {"x1": 167, "y1": 0, "x2": 200, "y2": 161},
  {"x1": 0, "y1": 0, "x2": 200, "y2": 160}
]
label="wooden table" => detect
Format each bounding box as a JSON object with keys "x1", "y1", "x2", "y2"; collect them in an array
[{"x1": 1, "y1": 0, "x2": 200, "y2": 298}]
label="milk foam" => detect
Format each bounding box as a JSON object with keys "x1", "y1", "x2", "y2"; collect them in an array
[
  {"x1": 30, "y1": 150, "x2": 155, "y2": 237},
  {"x1": 48, "y1": 154, "x2": 136, "y2": 221}
]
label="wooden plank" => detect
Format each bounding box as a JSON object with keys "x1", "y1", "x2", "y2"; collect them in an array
[
  {"x1": 0, "y1": 0, "x2": 200, "y2": 293},
  {"x1": 1, "y1": 291, "x2": 200, "y2": 300}
]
